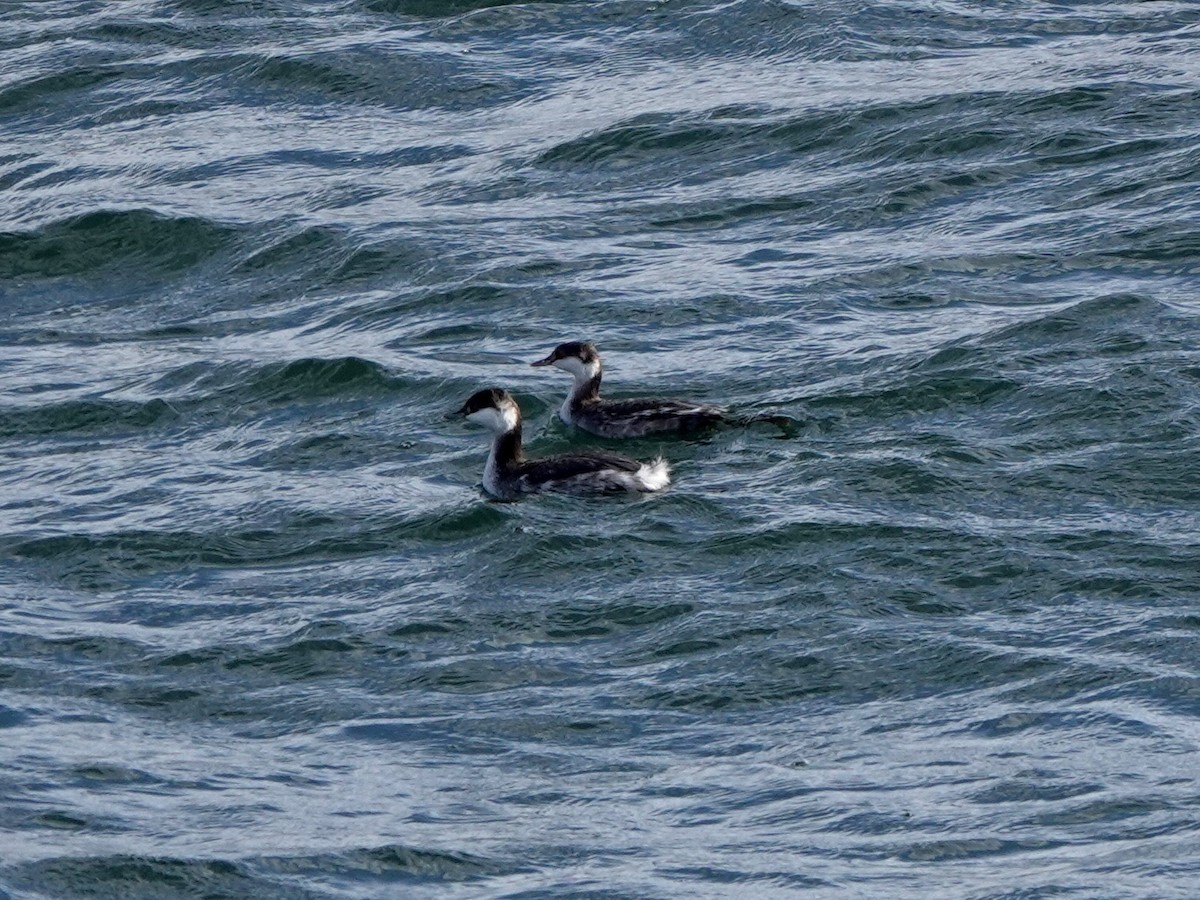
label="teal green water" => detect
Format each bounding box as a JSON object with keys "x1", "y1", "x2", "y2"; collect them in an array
[{"x1": 3, "y1": 1, "x2": 1200, "y2": 896}]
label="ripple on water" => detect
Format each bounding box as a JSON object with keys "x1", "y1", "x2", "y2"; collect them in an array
[{"x1": 8, "y1": 502, "x2": 502, "y2": 590}]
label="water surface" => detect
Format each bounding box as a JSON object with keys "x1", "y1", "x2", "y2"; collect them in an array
[{"x1": 3, "y1": 0, "x2": 1200, "y2": 896}]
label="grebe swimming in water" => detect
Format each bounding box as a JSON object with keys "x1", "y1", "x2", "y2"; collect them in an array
[
  {"x1": 531, "y1": 341, "x2": 727, "y2": 438},
  {"x1": 458, "y1": 388, "x2": 670, "y2": 499}
]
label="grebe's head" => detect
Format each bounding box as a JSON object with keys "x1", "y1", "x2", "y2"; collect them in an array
[
  {"x1": 530, "y1": 341, "x2": 601, "y2": 381},
  {"x1": 457, "y1": 387, "x2": 521, "y2": 435}
]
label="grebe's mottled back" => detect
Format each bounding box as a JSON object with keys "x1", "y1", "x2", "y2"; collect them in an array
[
  {"x1": 457, "y1": 388, "x2": 670, "y2": 499},
  {"x1": 531, "y1": 341, "x2": 726, "y2": 438}
]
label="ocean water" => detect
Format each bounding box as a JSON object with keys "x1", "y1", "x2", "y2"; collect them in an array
[{"x1": 3, "y1": 0, "x2": 1200, "y2": 896}]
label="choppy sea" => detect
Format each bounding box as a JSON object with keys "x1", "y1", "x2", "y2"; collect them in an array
[{"x1": 3, "y1": 1, "x2": 1200, "y2": 896}]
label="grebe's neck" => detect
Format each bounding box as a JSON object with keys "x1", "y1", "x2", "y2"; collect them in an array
[
  {"x1": 488, "y1": 421, "x2": 524, "y2": 471},
  {"x1": 570, "y1": 372, "x2": 601, "y2": 404},
  {"x1": 567, "y1": 361, "x2": 602, "y2": 407}
]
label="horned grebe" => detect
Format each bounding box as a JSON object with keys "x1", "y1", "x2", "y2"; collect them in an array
[
  {"x1": 458, "y1": 388, "x2": 670, "y2": 499},
  {"x1": 531, "y1": 341, "x2": 726, "y2": 438}
]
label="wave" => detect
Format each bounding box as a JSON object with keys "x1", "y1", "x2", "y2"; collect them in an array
[
  {"x1": 361, "y1": 0, "x2": 572, "y2": 16},
  {"x1": 0, "y1": 67, "x2": 124, "y2": 117},
  {"x1": 238, "y1": 356, "x2": 399, "y2": 403},
  {"x1": 0, "y1": 397, "x2": 178, "y2": 438},
  {"x1": 8, "y1": 504, "x2": 504, "y2": 588},
  {"x1": 0, "y1": 357, "x2": 413, "y2": 439},
  {"x1": 147, "y1": 355, "x2": 421, "y2": 409},
  {"x1": 2, "y1": 844, "x2": 514, "y2": 898},
  {"x1": 0, "y1": 210, "x2": 238, "y2": 280}
]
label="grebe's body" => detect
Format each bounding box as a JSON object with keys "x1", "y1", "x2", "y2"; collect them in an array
[
  {"x1": 458, "y1": 388, "x2": 670, "y2": 500},
  {"x1": 531, "y1": 341, "x2": 726, "y2": 438}
]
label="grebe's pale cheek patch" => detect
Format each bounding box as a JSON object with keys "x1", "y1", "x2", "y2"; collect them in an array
[
  {"x1": 554, "y1": 355, "x2": 598, "y2": 381},
  {"x1": 466, "y1": 406, "x2": 510, "y2": 434}
]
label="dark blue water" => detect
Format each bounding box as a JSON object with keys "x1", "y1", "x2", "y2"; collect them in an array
[{"x1": 3, "y1": 0, "x2": 1200, "y2": 896}]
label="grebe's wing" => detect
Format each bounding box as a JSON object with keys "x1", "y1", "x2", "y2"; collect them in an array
[
  {"x1": 519, "y1": 450, "x2": 641, "y2": 484},
  {"x1": 594, "y1": 397, "x2": 726, "y2": 430}
]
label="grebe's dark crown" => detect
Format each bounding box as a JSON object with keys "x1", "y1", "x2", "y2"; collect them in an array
[
  {"x1": 457, "y1": 387, "x2": 509, "y2": 416},
  {"x1": 531, "y1": 341, "x2": 599, "y2": 367}
]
